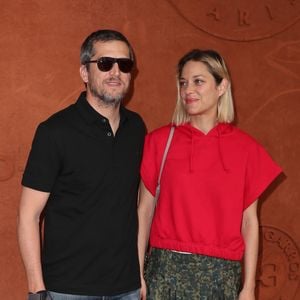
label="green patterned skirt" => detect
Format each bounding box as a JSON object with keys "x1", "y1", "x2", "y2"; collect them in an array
[{"x1": 145, "y1": 248, "x2": 241, "y2": 300}]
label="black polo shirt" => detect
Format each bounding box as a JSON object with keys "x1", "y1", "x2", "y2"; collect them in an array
[{"x1": 22, "y1": 92, "x2": 146, "y2": 296}]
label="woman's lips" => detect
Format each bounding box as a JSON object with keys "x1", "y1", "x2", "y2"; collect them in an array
[{"x1": 185, "y1": 98, "x2": 198, "y2": 104}]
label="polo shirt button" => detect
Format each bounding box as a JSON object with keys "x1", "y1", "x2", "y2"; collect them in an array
[
  {"x1": 107, "y1": 132, "x2": 112, "y2": 137},
  {"x1": 102, "y1": 118, "x2": 107, "y2": 123}
]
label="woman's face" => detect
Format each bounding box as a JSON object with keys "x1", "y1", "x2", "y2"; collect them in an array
[{"x1": 179, "y1": 60, "x2": 224, "y2": 120}]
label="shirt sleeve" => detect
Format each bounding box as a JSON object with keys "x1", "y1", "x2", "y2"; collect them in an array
[
  {"x1": 22, "y1": 122, "x2": 62, "y2": 192},
  {"x1": 140, "y1": 132, "x2": 159, "y2": 196},
  {"x1": 244, "y1": 142, "x2": 282, "y2": 209}
]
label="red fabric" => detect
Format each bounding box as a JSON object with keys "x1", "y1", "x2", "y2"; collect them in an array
[{"x1": 141, "y1": 123, "x2": 282, "y2": 260}]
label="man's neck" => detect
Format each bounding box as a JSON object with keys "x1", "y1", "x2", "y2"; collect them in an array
[{"x1": 87, "y1": 95, "x2": 121, "y2": 135}]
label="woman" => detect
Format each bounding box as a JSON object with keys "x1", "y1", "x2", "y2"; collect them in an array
[{"x1": 138, "y1": 49, "x2": 282, "y2": 300}]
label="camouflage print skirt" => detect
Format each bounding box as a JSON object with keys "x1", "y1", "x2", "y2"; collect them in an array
[{"x1": 144, "y1": 248, "x2": 241, "y2": 300}]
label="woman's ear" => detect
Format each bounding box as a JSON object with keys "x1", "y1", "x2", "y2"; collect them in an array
[
  {"x1": 79, "y1": 65, "x2": 89, "y2": 83},
  {"x1": 218, "y1": 78, "x2": 229, "y2": 97}
]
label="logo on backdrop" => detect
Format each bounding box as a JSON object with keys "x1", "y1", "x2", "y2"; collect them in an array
[
  {"x1": 167, "y1": 0, "x2": 300, "y2": 41},
  {"x1": 257, "y1": 225, "x2": 300, "y2": 300}
]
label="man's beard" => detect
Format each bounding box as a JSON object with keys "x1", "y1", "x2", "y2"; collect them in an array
[{"x1": 88, "y1": 80, "x2": 127, "y2": 107}]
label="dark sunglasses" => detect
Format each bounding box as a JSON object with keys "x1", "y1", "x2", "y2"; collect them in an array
[{"x1": 86, "y1": 57, "x2": 134, "y2": 73}]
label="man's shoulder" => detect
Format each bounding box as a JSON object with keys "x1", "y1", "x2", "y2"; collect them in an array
[
  {"x1": 40, "y1": 103, "x2": 77, "y2": 128},
  {"x1": 122, "y1": 106, "x2": 144, "y2": 122},
  {"x1": 122, "y1": 107, "x2": 146, "y2": 135},
  {"x1": 31, "y1": 103, "x2": 79, "y2": 141}
]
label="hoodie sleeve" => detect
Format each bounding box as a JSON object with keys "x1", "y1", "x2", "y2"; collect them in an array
[{"x1": 243, "y1": 142, "x2": 282, "y2": 209}]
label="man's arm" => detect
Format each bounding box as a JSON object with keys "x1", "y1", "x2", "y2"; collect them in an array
[
  {"x1": 239, "y1": 199, "x2": 259, "y2": 300},
  {"x1": 17, "y1": 186, "x2": 50, "y2": 293},
  {"x1": 137, "y1": 181, "x2": 156, "y2": 300}
]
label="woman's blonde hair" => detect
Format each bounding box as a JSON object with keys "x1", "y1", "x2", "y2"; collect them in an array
[{"x1": 172, "y1": 49, "x2": 234, "y2": 125}]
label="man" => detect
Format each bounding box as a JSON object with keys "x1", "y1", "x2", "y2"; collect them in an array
[{"x1": 18, "y1": 29, "x2": 146, "y2": 300}]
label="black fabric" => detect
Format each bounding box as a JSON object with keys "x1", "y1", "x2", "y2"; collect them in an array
[{"x1": 22, "y1": 92, "x2": 146, "y2": 296}]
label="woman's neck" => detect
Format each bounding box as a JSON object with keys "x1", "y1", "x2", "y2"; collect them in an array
[{"x1": 190, "y1": 116, "x2": 218, "y2": 134}]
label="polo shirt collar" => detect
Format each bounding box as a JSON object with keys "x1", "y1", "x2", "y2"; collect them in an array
[{"x1": 75, "y1": 91, "x2": 129, "y2": 125}]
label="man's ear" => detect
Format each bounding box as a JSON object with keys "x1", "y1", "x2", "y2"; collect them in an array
[
  {"x1": 218, "y1": 78, "x2": 229, "y2": 97},
  {"x1": 79, "y1": 65, "x2": 88, "y2": 83}
]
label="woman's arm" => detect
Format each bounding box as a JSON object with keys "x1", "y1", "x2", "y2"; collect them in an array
[
  {"x1": 239, "y1": 199, "x2": 259, "y2": 300},
  {"x1": 137, "y1": 181, "x2": 156, "y2": 300}
]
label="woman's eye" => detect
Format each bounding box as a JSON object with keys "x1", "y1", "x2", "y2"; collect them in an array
[
  {"x1": 195, "y1": 79, "x2": 204, "y2": 85},
  {"x1": 179, "y1": 81, "x2": 187, "y2": 87}
]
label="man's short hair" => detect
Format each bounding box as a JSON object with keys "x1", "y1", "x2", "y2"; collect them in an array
[{"x1": 80, "y1": 29, "x2": 135, "y2": 66}]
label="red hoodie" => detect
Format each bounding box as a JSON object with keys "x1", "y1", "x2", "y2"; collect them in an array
[{"x1": 141, "y1": 123, "x2": 282, "y2": 260}]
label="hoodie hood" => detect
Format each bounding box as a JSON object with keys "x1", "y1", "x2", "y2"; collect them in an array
[{"x1": 177, "y1": 123, "x2": 234, "y2": 173}]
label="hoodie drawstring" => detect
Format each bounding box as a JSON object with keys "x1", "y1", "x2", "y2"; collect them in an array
[
  {"x1": 190, "y1": 131, "x2": 194, "y2": 172},
  {"x1": 217, "y1": 126, "x2": 229, "y2": 173}
]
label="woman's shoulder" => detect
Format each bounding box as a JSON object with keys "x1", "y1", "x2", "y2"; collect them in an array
[
  {"x1": 230, "y1": 125, "x2": 264, "y2": 149},
  {"x1": 147, "y1": 123, "x2": 175, "y2": 139}
]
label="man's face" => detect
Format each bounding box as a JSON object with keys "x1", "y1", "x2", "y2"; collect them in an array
[{"x1": 80, "y1": 40, "x2": 132, "y2": 106}]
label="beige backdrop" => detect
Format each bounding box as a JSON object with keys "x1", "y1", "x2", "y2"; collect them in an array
[{"x1": 0, "y1": 1, "x2": 299, "y2": 299}]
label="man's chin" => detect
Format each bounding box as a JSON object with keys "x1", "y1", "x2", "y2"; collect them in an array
[{"x1": 100, "y1": 95, "x2": 123, "y2": 106}]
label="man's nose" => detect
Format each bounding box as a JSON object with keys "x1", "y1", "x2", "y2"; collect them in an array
[{"x1": 109, "y1": 62, "x2": 121, "y2": 75}]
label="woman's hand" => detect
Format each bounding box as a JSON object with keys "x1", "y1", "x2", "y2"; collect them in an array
[
  {"x1": 140, "y1": 276, "x2": 147, "y2": 300},
  {"x1": 238, "y1": 287, "x2": 255, "y2": 300}
]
